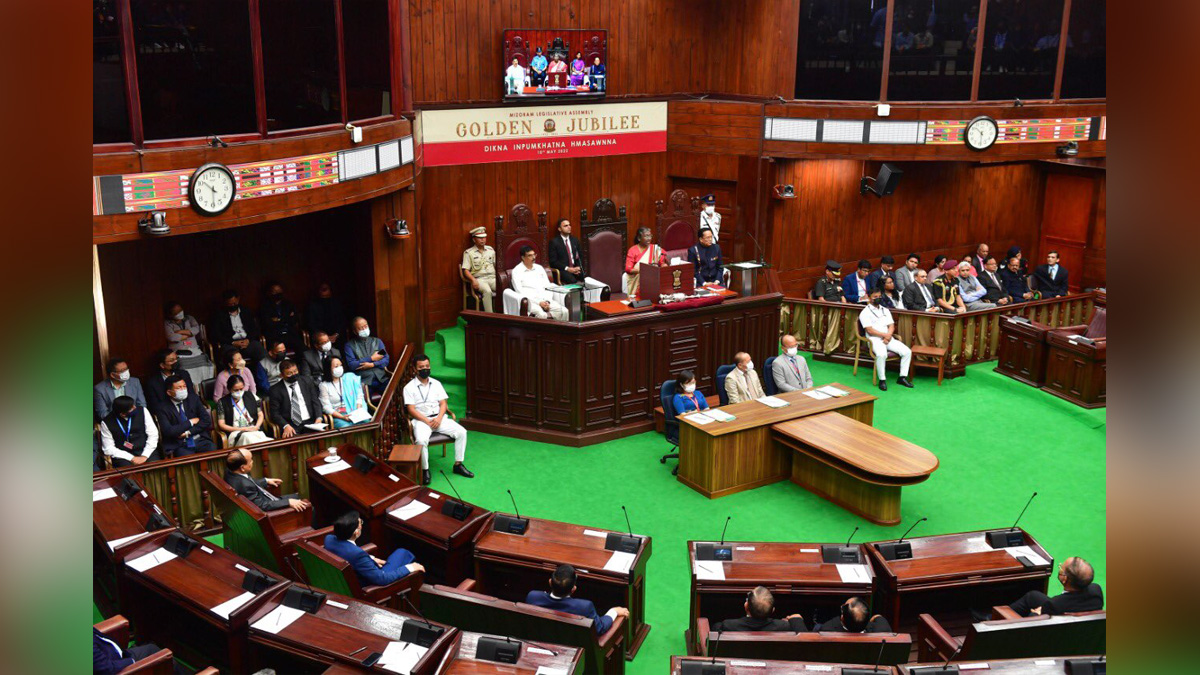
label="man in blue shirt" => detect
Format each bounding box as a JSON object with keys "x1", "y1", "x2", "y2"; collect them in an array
[
  {"x1": 525, "y1": 564, "x2": 629, "y2": 634},
  {"x1": 529, "y1": 47, "x2": 548, "y2": 87},
  {"x1": 325, "y1": 511, "x2": 424, "y2": 587},
  {"x1": 842, "y1": 259, "x2": 872, "y2": 304}
]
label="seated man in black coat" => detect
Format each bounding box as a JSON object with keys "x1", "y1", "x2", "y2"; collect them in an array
[
  {"x1": 1009, "y1": 556, "x2": 1104, "y2": 617},
  {"x1": 223, "y1": 448, "x2": 310, "y2": 513},
  {"x1": 1032, "y1": 250, "x2": 1069, "y2": 298},
  {"x1": 815, "y1": 597, "x2": 892, "y2": 633},
  {"x1": 547, "y1": 217, "x2": 586, "y2": 284},
  {"x1": 155, "y1": 375, "x2": 214, "y2": 458},
  {"x1": 712, "y1": 586, "x2": 807, "y2": 632},
  {"x1": 144, "y1": 348, "x2": 195, "y2": 414},
  {"x1": 268, "y1": 360, "x2": 324, "y2": 438}
]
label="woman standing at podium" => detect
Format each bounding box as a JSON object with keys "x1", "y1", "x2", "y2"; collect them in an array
[{"x1": 623, "y1": 227, "x2": 667, "y2": 299}]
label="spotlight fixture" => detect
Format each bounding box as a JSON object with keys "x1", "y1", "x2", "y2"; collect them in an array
[
  {"x1": 773, "y1": 184, "x2": 796, "y2": 199},
  {"x1": 138, "y1": 211, "x2": 170, "y2": 235},
  {"x1": 1056, "y1": 141, "x2": 1079, "y2": 157},
  {"x1": 384, "y1": 218, "x2": 410, "y2": 239}
]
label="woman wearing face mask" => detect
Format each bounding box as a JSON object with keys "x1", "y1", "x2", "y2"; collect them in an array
[
  {"x1": 163, "y1": 301, "x2": 215, "y2": 382},
  {"x1": 217, "y1": 375, "x2": 272, "y2": 447},
  {"x1": 671, "y1": 370, "x2": 710, "y2": 416},
  {"x1": 213, "y1": 348, "x2": 257, "y2": 401},
  {"x1": 319, "y1": 356, "x2": 368, "y2": 429}
]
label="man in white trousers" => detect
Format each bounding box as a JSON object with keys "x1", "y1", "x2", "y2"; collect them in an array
[
  {"x1": 858, "y1": 288, "x2": 914, "y2": 391},
  {"x1": 403, "y1": 354, "x2": 473, "y2": 485}
]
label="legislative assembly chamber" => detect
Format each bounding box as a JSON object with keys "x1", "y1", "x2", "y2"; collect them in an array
[{"x1": 92, "y1": 1, "x2": 1107, "y2": 673}]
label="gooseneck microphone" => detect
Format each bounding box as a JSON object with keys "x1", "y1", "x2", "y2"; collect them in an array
[
  {"x1": 719, "y1": 516, "x2": 731, "y2": 546},
  {"x1": 440, "y1": 470, "x2": 465, "y2": 502},
  {"x1": 872, "y1": 638, "x2": 886, "y2": 672},
  {"x1": 986, "y1": 492, "x2": 1037, "y2": 548},
  {"x1": 898, "y1": 517, "x2": 927, "y2": 543},
  {"x1": 875, "y1": 517, "x2": 926, "y2": 561},
  {"x1": 622, "y1": 505, "x2": 633, "y2": 537},
  {"x1": 846, "y1": 526, "x2": 859, "y2": 547},
  {"x1": 438, "y1": 470, "x2": 473, "y2": 520},
  {"x1": 509, "y1": 489, "x2": 522, "y2": 521},
  {"x1": 1010, "y1": 491, "x2": 1037, "y2": 531}
]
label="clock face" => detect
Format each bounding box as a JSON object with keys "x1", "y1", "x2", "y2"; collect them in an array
[
  {"x1": 189, "y1": 163, "x2": 236, "y2": 215},
  {"x1": 965, "y1": 116, "x2": 998, "y2": 151}
]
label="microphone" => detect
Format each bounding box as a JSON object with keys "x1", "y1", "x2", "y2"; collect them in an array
[
  {"x1": 719, "y1": 516, "x2": 731, "y2": 546},
  {"x1": 493, "y1": 489, "x2": 529, "y2": 534},
  {"x1": 841, "y1": 638, "x2": 889, "y2": 675},
  {"x1": 941, "y1": 642, "x2": 964, "y2": 670},
  {"x1": 898, "y1": 517, "x2": 927, "y2": 543},
  {"x1": 986, "y1": 492, "x2": 1037, "y2": 548},
  {"x1": 710, "y1": 624, "x2": 722, "y2": 664},
  {"x1": 437, "y1": 470, "x2": 473, "y2": 520},
  {"x1": 847, "y1": 526, "x2": 859, "y2": 547},
  {"x1": 695, "y1": 517, "x2": 733, "y2": 561},
  {"x1": 108, "y1": 459, "x2": 144, "y2": 501},
  {"x1": 1011, "y1": 491, "x2": 1037, "y2": 531},
  {"x1": 873, "y1": 638, "x2": 887, "y2": 672},
  {"x1": 743, "y1": 228, "x2": 766, "y2": 265},
  {"x1": 399, "y1": 592, "x2": 446, "y2": 647},
  {"x1": 875, "y1": 517, "x2": 926, "y2": 561},
  {"x1": 822, "y1": 526, "x2": 862, "y2": 564},
  {"x1": 622, "y1": 505, "x2": 633, "y2": 537},
  {"x1": 280, "y1": 553, "x2": 326, "y2": 613},
  {"x1": 605, "y1": 506, "x2": 643, "y2": 554}
]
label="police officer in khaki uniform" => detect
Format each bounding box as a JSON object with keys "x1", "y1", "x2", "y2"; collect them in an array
[
  {"x1": 461, "y1": 227, "x2": 497, "y2": 312},
  {"x1": 812, "y1": 260, "x2": 845, "y2": 355}
]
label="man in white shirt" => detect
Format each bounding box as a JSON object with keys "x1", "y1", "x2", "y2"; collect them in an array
[
  {"x1": 511, "y1": 245, "x2": 568, "y2": 321},
  {"x1": 403, "y1": 354, "x2": 472, "y2": 485},
  {"x1": 859, "y1": 288, "x2": 913, "y2": 391},
  {"x1": 99, "y1": 396, "x2": 160, "y2": 467},
  {"x1": 700, "y1": 193, "x2": 722, "y2": 242}
]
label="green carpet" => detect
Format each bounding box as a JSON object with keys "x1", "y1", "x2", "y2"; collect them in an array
[{"x1": 96, "y1": 326, "x2": 1106, "y2": 673}]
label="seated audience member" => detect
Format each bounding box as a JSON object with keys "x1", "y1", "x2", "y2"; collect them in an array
[
  {"x1": 1005, "y1": 245, "x2": 1030, "y2": 277},
  {"x1": 812, "y1": 260, "x2": 844, "y2": 302},
  {"x1": 1008, "y1": 556, "x2": 1104, "y2": 617},
  {"x1": 525, "y1": 564, "x2": 630, "y2": 634},
  {"x1": 860, "y1": 288, "x2": 914, "y2": 391},
  {"x1": 902, "y1": 269, "x2": 941, "y2": 312},
  {"x1": 957, "y1": 260, "x2": 996, "y2": 310},
  {"x1": 268, "y1": 360, "x2": 323, "y2": 438},
  {"x1": 624, "y1": 227, "x2": 668, "y2": 298},
  {"x1": 325, "y1": 511, "x2": 424, "y2": 586},
  {"x1": 588, "y1": 56, "x2": 606, "y2": 91},
  {"x1": 344, "y1": 317, "x2": 391, "y2": 393},
  {"x1": 865, "y1": 255, "x2": 896, "y2": 293},
  {"x1": 928, "y1": 254, "x2": 948, "y2": 282},
  {"x1": 688, "y1": 227, "x2": 724, "y2": 286},
  {"x1": 529, "y1": 46, "x2": 547, "y2": 86},
  {"x1": 94, "y1": 358, "x2": 146, "y2": 422},
  {"x1": 144, "y1": 348, "x2": 194, "y2": 414},
  {"x1": 255, "y1": 340, "x2": 289, "y2": 392},
  {"x1": 878, "y1": 275, "x2": 904, "y2": 309},
  {"x1": 163, "y1": 301, "x2": 214, "y2": 382},
  {"x1": 931, "y1": 260, "x2": 967, "y2": 313},
  {"x1": 512, "y1": 245, "x2": 568, "y2": 321},
  {"x1": 462, "y1": 227, "x2": 498, "y2": 313},
  {"x1": 99, "y1": 396, "x2": 159, "y2": 467},
  {"x1": 570, "y1": 51, "x2": 586, "y2": 86},
  {"x1": 259, "y1": 282, "x2": 304, "y2": 355},
  {"x1": 306, "y1": 282, "x2": 348, "y2": 346},
  {"x1": 725, "y1": 352, "x2": 766, "y2": 404},
  {"x1": 672, "y1": 370, "x2": 710, "y2": 415},
  {"x1": 914, "y1": 26, "x2": 934, "y2": 51},
  {"x1": 320, "y1": 356, "x2": 369, "y2": 429},
  {"x1": 301, "y1": 331, "x2": 342, "y2": 385},
  {"x1": 894, "y1": 253, "x2": 921, "y2": 293},
  {"x1": 1001, "y1": 256, "x2": 1035, "y2": 302},
  {"x1": 842, "y1": 259, "x2": 873, "y2": 304},
  {"x1": 214, "y1": 289, "x2": 266, "y2": 364},
  {"x1": 978, "y1": 256, "x2": 1012, "y2": 305},
  {"x1": 547, "y1": 52, "x2": 567, "y2": 82},
  {"x1": 223, "y1": 448, "x2": 309, "y2": 512},
  {"x1": 548, "y1": 218, "x2": 586, "y2": 284},
  {"x1": 213, "y1": 348, "x2": 257, "y2": 401},
  {"x1": 971, "y1": 243, "x2": 990, "y2": 275},
  {"x1": 404, "y1": 354, "x2": 472, "y2": 485},
  {"x1": 93, "y1": 628, "x2": 171, "y2": 675},
  {"x1": 815, "y1": 597, "x2": 892, "y2": 633},
  {"x1": 156, "y1": 374, "x2": 215, "y2": 458},
  {"x1": 772, "y1": 335, "x2": 813, "y2": 392},
  {"x1": 713, "y1": 586, "x2": 807, "y2": 632},
  {"x1": 1033, "y1": 250, "x2": 1069, "y2": 298},
  {"x1": 217, "y1": 375, "x2": 273, "y2": 447},
  {"x1": 504, "y1": 57, "x2": 527, "y2": 94}
]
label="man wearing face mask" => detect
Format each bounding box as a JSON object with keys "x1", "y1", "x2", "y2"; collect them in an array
[
  {"x1": 771, "y1": 335, "x2": 813, "y2": 392},
  {"x1": 345, "y1": 317, "x2": 391, "y2": 393},
  {"x1": 145, "y1": 349, "x2": 194, "y2": 415},
  {"x1": 403, "y1": 354, "x2": 471, "y2": 485},
  {"x1": 94, "y1": 358, "x2": 147, "y2": 422},
  {"x1": 255, "y1": 340, "x2": 289, "y2": 392},
  {"x1": 214, "y1": 289, "x2": 266, "y2": 364},
  {"x1": 306, "y1": 282, "x2": 348, "y2": 345},
  {"x1": 811, "y1": 261, "x2": 845, "y2": 355},
  {"x1": 156, "y1": 375, "x2": 214, "y2": 458},
  {"x1": 699, "y1": 194, "x2": 722, "y2": 242},
  {"x1": 268, "y1": 360, "x2": 323, "y2": 438},
  {"x1": 859, "y1": 288, "x2": 913, "y2": 391},
  {"x1": 259, "y1": 282, "x2": 303, "y2": 355},
  {"x1": 301, "y1": 331, "x2": 342, "y2": 385},
  {"x1": 725, "y1": 352, "x2": 765, "y2": 404},
  {"x1": 99, "y1": 396, "x2": 159, "y2": 467}
]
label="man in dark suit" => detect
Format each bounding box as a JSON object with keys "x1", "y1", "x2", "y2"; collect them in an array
[
  {"x1": 300, "y1": 331, "x2": 342, "y2": 385},
  {"x1": 1000, "y1": 256, "x2": 1035, "y2": 302},
  {"x1": 1008, "y1": 557, "x2": 1103, "y2": 617},
  {"x1": 842, "y1": 259, "x2": 872, "y2": 304},
  {"x1": 155, "y1": 375, "x2": 214, "y2": 458},
  {"x1": 259, "y1": 282, "x2": 304, "y2": 355},
  {"x1": 865, "y1": 255, "x2": 896, "y2": 294},
  {"x1": 547, "y1": 217, "x2": 585, "y2": 284},
  {"x1": 93, "y1": 628, "x2": 169, "y2": 675},
  {"x1": 901, "y1": 269, "x2": 941, "y2": 312},
  {"x1": 525, "y1": 564, "x2": 629, "y2": 634},
  {"x1": 1033, "y1": 250, "x2": 1069, "y2": 298},
  {"x1": 268, "y1": 360, "x2": 323, "y2": 438},
  {"x1": 712, "y1": 586, "x2": 808, "y2": 632},
  {"x1": 214, "y1": 289, "x2": 266, "y2": 363},
  {"x1": 325, "y1": 511, "x2": 424, "y2": 587},
  {"x1": 223, "y1": 447, "x2": 310, "y2": 513},
  {"x1": 977, "y1": 256, "x2": 1012, "y2": 305},
  {"x1": 144, "y1": 349, "x2": 195, "y2": 414},
  {"x1": 814, "y1": 597, "x2": 892, "y2": 633}
]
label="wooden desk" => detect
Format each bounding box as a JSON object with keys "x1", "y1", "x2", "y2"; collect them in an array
[
  {"x1": 93, "y1": 475, "x2": 176, "y2": 614},
  {"x1": 686, "y1": 541, "x2": 875, "y2": 655},
  {"x1": 306, "y1": 444, "x2": 419, "y2": 544},
  {"x1": 899, "y1": 655, "x2": 1104, "y2": 673},
  {"x1": 246, "y1": 585, "x2": 457, "y2": 674},
  {"x1": 772, "y1": 412, "x2": 939, "y2": 525},
  {"x1": 383, "y1": 487, "x2": 491, "y2": 586},
  {"x1": 995, "y1": 317, "x2": 1052, "y2": 386},
  {"x1": 586, "y1": 299, "x2": 656, "y2": 318},
  {"x1": 866, "y1": 529, "x2": 1053, "y2": 631},
  {"x1": 674, "y1": 656, "x2": 897, "y2": 674},
  {"x1": 439, "y1": 631, "x2": 583, "y2": 674},
  {"x1": 473, "y1": 515, "x2": 653, "y2": 660},
  {"x1": 1043, "y1": 330, "x2": 1106, "y2": 408},
  {"x1": 677, "y1": 384, "x2": 876, "y2": 499}
]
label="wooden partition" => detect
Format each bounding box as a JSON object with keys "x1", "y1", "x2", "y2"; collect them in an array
[
  {"x1": 782, "y1": 293, "x2": 1098, "y2": 378},
  {"x1": 92, "y1": 345, "x2": 414, "y2": 535}
]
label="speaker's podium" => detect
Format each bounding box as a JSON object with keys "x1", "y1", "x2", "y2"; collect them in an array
[
  {"x1": 546, "y1": 71, "x2": 568, "y2": 88},
  {"x1": 639, "y1": 262, "x2": 695, "y2": 299}
]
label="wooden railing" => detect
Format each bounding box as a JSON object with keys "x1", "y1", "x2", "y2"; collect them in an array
[
  {"x1": 93, "y1": 343, "x2": 416, "y2": 535},
  {"x1": 781, "y1": 292, "x2": 1098, "y2": 378}
]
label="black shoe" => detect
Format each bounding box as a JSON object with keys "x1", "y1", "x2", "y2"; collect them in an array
[
  {"x1": 878, "y1": 380, "x2": 888, "y2": 391},
  {"x1": 453, "y1": 463, "x2": 475, "y2": 478},
  {"x1": 897, "y1": 377, "x2": 914, "y2": 388},
  {"x1": 421, "y1": 469, "x2": 431, "y2": 485}
]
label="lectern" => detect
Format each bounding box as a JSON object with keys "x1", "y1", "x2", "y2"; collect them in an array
[{"x1": 639, "y1": 262, "x2": 695, "y2": 300}]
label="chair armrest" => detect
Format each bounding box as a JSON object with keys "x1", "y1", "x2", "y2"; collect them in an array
[
  {"x1": 195, "y1": 668, "x2": 220, "y2": 675},
  {"x1": 363, "y1": 569, "x2": 424, "y2": 605},
  {"x1": 695, "y1": 617, "x2": 711, "y2": 656},
  {"x1": 917, "y1": 613, "x2": 958, "y2": 663},
  {"x1": 360, "y1": 542, "x2": 378, "y2": 555},
  {"x1": 597, "y1": 613, "x2": 627, "y2": 649},
  {"x1": 455, "y1": 578, "x2": 477, "y2": 592},
  {"x1": 1053, "y1": 324, "x2": 1088, "y2": 336},
  {"x1": 118, "y1": 648, "x2": 173, "y2": 674},
  {"x1": 991, "y1": 605, "x2": 1022, "y2": 621},
  {"x1": 95, "y1": 615, "x2": 130, "y2": 644}
]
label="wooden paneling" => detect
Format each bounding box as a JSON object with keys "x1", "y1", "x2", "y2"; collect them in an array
[
  {"x1": 1040, "y1": 167, "x2": 1106, "y2": 291},
  {"x1": 668, "y1": 101, "x2": 765, "y2": 156}
]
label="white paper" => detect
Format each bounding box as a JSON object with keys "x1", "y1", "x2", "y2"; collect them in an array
[
  {"x1": 126, "y1": 547, "x2": 178, "y2": 573},
  {"x1": 526, "y1": 647, "x2": 555, "y2": 656},
  {"x1": 107, "y1": 533, "x2": 150, "y2": 552},
  {"x1": 251, "y1": 605, "x2": 305, "y2": 634},
  {"x1": 836, "y1": 564, "x2": 871, "y2": 584},
  {"x1": 705, "y1": 409, "x2": 736, "y2": 422},
  {"x1": 93, "y1": 487, "x2": 118, "y2": 502},
  {"x1": 141, "y1": 490, "x2": 148, "y2": 498},
  {"x1": 313, "y1": 459, "x2": 351, "y2": 476},
  {"x1": 1034, "y1": 660, "x2": 1057, "y2": 666},
  {"x1": 804, "y1": 667, "x2": 833, "y2": 672},
  {"x1": 684, "y1": 412, "x2": 715, "y2": 425},
  {"x1": 800, "y1": 548, "x2": 819, "y2": 553},
  {"x1": 604, "y1": 551, "x2": 637, "y2": 574},
  {"x1": 535, "y1": 668, "x2": 567, "y2": 675},
  {"x1": 582, "y1": 529, "x2": 608, "y2": 538},
  {"x1": 234, "y1": 563, "x2": 250, "y2": 572},
  {"x1": 729, "y1": 662, "x2": 767, "y2": 668},
  {"x1": 200, "y1": 545, "x2": 214, "y2": 554},
  {"x1": 378, "y1": 641, "x2": 427, "y2": 674},
  {"x1": 388, "y1": 474, "x2": 401, "y2": 482},
  {"x1": 1003, "y1": 545, "x2": 1049, "y2": 567},
  {"x1": 959, "y1": 665, "x2": 990, "y2": 671},
  {"x1": 427, "y1": 492, "x2": 442, "y2": 499},
  {"x1": 729, "y1": 262, "x2": 763, "y2": 270},
  {"x1": 327, "y1": 600, "x2": 349, "y2": 609},
  {"x1": 755, "y1": 395, "x2": 790, "y2": 408},
  {"x1": 348, "y1": 408, "x2": 372, "y2": 423},
  {"x1": 693, "y1": 561, "x2": 725, "y2": 581},
  {"x1": 304, "y1": 421, "x2": 328, "y2": 431},
  {"x1": 817, "y1": 385, "x2": 848, "y2": 397},
  {"x1": 210, "y1": 591, "x2": 255, "y2": 619},
  {"x1": 802, "y1": 390, "x2": 832, "y2": 400},
  {"x1": 388, "y1": 501, "x2": 431, "y2": 521},
  {"x1": 735, "y1": 546, "x2": 756, "y2": 551}
]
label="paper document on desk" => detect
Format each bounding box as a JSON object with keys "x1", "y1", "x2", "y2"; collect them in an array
[
  {"x1": 693, "y1": 561, "x2": 725, "y2": 581},
  {"x1": 304, "y1": 422, "x2": 328, "y2": 432},
  {"x1": 604, "y1": 551, "x2": 637, "y2": 574},
  {"x1": 388, "y1": 500, "x2": 431, "y2": 521},
  {"x1": 378, "y1": 641, "x2": 427, "y2": 674},
  {"x1": 729, "y1": 262, "x2": 764, "y2": 270},
  {"x1": 210, "y1": 591, "x2": 255, "y2": 619},
  {"x1": 684, "y1": 412, "x2": 715, "y2": 425},
  {"x1": 93, "y1": 487, "x2": 118, "y2": 502},
  {"x1": 126, "y1": 547, "x2": 177, "y2": 573},
  {"x1": 251, "y1": 604, "x2": 305, "y2": 634},
  {"x1": 705, "y1": 409, "x2": 736, "y2": 422},
  {"x1": 1003, "y1": 545, "x2": 1049, "y2": 567},
  {"x1": 755, "y1": 396, "x2": 790, "y2": 408},
  {"x1": 835, "y1": 564, "x2": 871, "y2": 584},
  {"x1": 802, "y1": 390, "x2": 832, "y2": 400},
  {"x1": 348, "y1": 408, "x2": 372, "y2": 423},
  {"x1": 313, "y1": 459, "x2": 351, "y2": 476},
  {"x1": 817, "y1": 385, "x2": 849, "y2": 397},
  {"x1": 535, "y1": 667, "x2": 569, "y2": 675}
]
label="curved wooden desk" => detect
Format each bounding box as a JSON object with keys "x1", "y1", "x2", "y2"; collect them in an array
[{"x1": 772, "y1": 412, "x2": 939, "y2": 525}]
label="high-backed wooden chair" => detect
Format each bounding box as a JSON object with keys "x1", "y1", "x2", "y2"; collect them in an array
[
  {"x1": 94, "y1": 615, "x2": 220, "y2": 675},
  {"x1": 581, "y1": 198, "x2": 628, "y2": 301},
  {"x1": 656, "y1": 189, "x2": 700, "y2": 261},
  {"x1": 917, "y1": 610, "x2": 1106, "y2": 662},
  {"x1": 294, "y1": 537, "x2": 424, "y2": 609},
  {"x1": 420, "y1": 580, "x2": 627, "y2": 674},
  {"x1": 695, "y1": 618, "x2": 911, "y2": 664},
  {"x1": 495, "y1": 205, "x2": 552, "y2": 316}
]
